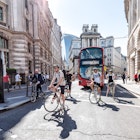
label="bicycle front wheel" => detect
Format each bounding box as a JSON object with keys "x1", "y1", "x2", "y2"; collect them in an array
[
  {"x1": 89, "y1": 91, "x2": 100, "y2": 104},
  {"x1": 44, "y1": 93, "x2": 59, "y2": 112}
]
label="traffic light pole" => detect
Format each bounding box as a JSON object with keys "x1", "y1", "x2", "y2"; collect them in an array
[{"x1": 0, "y1": 58, "x2": 4, "y2": 103}]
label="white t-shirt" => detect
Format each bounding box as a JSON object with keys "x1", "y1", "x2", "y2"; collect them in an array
[
  {"x1": 15, "y1": 74, "x2": 21, "y2": 82},
  {"x1": 93, "y1": 72, "x2": 101, "y2": 84},
  {"x1": 53, "y1": 70, "x2": 65, "y2": 86}
]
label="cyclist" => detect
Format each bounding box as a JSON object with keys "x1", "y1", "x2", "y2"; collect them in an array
[
  {"x1": 32, "y1": 69, "x2": 44, "y2": 98},
  {"x1": 106, "y1": 69, "x2": 115, "y2": 97},
  {"x1": 89, "y1": 67, "x2": 102, "y2": 97},
  {"x1": 48, "y1": 64, "x2": 66, "y2": 108}
]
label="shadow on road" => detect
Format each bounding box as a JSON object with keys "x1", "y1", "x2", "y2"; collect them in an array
[
  {"x1": 44, "y1": 109, "x2": 77, "y2": 139},
  {"x1": 98, "y1": 101, "x2": 120, "y2": 112},
  {"x1": 114, "y1": 97, "x2": 134, "y2": 105},
  {"x1": 66, "y1": 96, "x2": 81, "y2": 104},
  {"x1": 0, "y1": 100, "x2": 43, "y2": 140}
]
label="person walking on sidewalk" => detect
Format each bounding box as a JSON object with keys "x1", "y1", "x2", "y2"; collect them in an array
[
  {"x1": 14, "y1": 73, "x2": 22, "y2": 89},
  {"x1": 134, "y1": 73, "x2": 138, "y2": 84},
  {"x1": 122, "y1": 72, "x2": 125, "y2": 84},
  {"x1": 3, "y1": 73, "x2": 10, "y2": 92}
]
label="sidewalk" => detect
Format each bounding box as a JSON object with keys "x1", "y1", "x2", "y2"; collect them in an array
[
  {"x1": 0, "y1": 83, "x2": 49, "y2": 111},
  {"x1": 115, "y1": 79, "x2": 140, "y2": 97}
]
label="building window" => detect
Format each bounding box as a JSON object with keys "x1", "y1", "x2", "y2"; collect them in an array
[
  {"x1": 28, "y1": 60, "x2": 32, "y2": 72},
  {"x1": 0, "y1": 7, "x2": 3, "y2": 21},
  {"x1": 89, "y1": 39, "x2": 92, "y2": 46},
  {"x1": 26, "y1": 19, "x2": 29, "y2": 32},
  {"x1": 94, "y1": 28, "x2": 97, "y2": 32},
  {"x1": 25, "y1": 0, "x2": 28, "y2": 10},
  {"x1": 0, "y1": 37, "x2": 8, "y2": 49},
  {"x1": 28, "y1": 43, "x2": 31, "y2": 53}
]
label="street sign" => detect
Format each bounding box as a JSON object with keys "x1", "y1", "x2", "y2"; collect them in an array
[{"x1": 0, "y1": 58, "x2": 4, "y2": 103}]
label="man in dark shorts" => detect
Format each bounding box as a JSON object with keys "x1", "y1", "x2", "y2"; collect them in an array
[
  {"x1": 66, "y1": 70, "x2": 73, "y2": 97},
  {"x1": 89, "y1": 67, "x2": 102, "y2": 97},
  {"x1": 48, "y1": 64, "x2": 66, "y2": 106}
]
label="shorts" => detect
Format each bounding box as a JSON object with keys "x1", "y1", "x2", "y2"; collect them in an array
[
  {"x1": 53, "y1": 84, "x2": 65, "y2": 94},
  {"x1": 67, "y1": 82, "x2": 72, "y2": 90},
  {"x1": 94, "y1": 82, "x2": 101, "y2": 88}
]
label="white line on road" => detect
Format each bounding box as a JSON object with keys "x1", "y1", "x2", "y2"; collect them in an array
[{"x1": 76, "y1": 98, "x2": 140, "y2": 108}]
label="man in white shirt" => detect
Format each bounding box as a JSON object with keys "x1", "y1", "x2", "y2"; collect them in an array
[
  {"x1": 14, "y1": 73, "x2": 21, "y2": 89},
  {"x1": 48, "y1": 64, "x2": 66, "y2": 107},
  {"x1": 89, "y1": 67, "x2": 102, "y2": 96}
]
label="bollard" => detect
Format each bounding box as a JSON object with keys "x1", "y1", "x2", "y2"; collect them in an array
[
  {"x1": 0, "y1": 58, "x2": 4, "y2": 103},
  {"x1": 26, "y1": 76, "x2": 28, "y2": 97}
]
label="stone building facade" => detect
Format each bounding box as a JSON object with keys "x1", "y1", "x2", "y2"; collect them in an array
[
  {"x1": 0, "y1": 0, "x2": 62, "y2": 78},
  {"x1": 69, "y1": 38, "x2": 81, "y2": 74},
  {"x1": 81, "y1": 24, "x2": 101, "y2": 48},
  {"x1": 124, "y1": 0, "x2": 140, "y2": 79}
]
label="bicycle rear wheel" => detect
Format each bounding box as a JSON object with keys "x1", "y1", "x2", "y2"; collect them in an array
[
  {"x1": 44, "y1": 93, "x2": 59, "y2": 112},
  {"x1": 89, "y1": 90, "x2": 100, "y2": 104}
]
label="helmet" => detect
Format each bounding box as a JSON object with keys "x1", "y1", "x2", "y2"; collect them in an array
[{"x1": 109, "y1": 69, "x2": 113, "y2": 72}]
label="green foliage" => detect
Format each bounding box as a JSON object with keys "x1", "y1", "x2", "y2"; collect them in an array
[{"x1": 6, "y1": 68, "x2": 16, "y2": 74}]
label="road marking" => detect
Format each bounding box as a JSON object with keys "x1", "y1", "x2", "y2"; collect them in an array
[
  {"x1": 76, "y1": 98, "x2": 140, "y2": 108},
  {"x1": 11, "y1": 135, "x2": 18, "y2": 139}
]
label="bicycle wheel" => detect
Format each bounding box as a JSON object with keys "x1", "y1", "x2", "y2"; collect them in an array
[
  {"x1": 30, "y1": 92, "x2": 36, "y2": 103},
  {"x1": 44, "y1": 93, "x2": 59, "y2": 112},
  {"x1": 89, "y1": 90, "x2": 100, "y2": 104}
]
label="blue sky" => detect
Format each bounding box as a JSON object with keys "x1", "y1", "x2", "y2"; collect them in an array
[{"x1": 47, "y1": 0, "x2": 128, "y2": 56}]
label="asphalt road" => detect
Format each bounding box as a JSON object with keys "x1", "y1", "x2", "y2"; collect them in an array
[{"x1": 0, "y1": 80, "x2": 140, "y2": 140}]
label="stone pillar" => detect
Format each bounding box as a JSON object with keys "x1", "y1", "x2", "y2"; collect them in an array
[
  {"x1": 137, "y1": 51, "x2": 140, "y2": 71},
  {"x1": 130, "y1": 58, "x2": 135, "y2": 80},
  {"x1": 135, "y1": 50, "x2": 138, "y2": 73}
]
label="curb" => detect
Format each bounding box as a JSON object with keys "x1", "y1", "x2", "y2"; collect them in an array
[
  {"x1": 0, "y1": 98, "x2": 30, "y2": 111},
  {"x1": 117, "y1": 84, "x2": 140, "y2": 98}
]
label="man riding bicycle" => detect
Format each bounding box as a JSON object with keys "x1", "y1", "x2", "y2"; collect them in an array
[
  {"x1": 48, "y1": 64, "x2": 66, "y2": 107},
  {"x1": 32, "y1": 69, "x2": 44, "y2": 98},
  {"x1": 106, "y1": 69, "x2": 115, "y2": 97},
  {"x1": 89, "y1": 67, "x2": 102, "y2": 97}
]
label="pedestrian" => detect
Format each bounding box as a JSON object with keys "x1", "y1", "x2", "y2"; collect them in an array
[
  {"x1": 28, "y1": 72, "x2": 33, "y2": 86},
  {"x1": 45, "y1": 73, "x2": 49, "y2": 85},
  {"x1": 122, "y1": 72, "x2": 125, "y2": 84},
  {"x1": 138, "y1": 73, "x2": 140, "y2": 82},
  {"x1": 134, "y1": 73, "x2": 138, "y2": 84},
  {"x1": 14, "y1": 73, "x2": 22, "y2": 89},
  {"x1": 3, "y1": 73, "x2": 10, "y2": 92},
  {"x1": 66, "y1": 70, "x2": 73, "y2": 97},
  {"x1": 125, "y1": 72, "x2": 128, "y2": 84}
]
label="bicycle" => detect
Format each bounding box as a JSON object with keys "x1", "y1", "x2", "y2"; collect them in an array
[
  {"x1": 108, "y1": 82, "x2": 115, "y2": 98},
  {"x1": 30, "y1": 83, "x2": 46, "y2": 102},
  {"x1": 44, "y1": 87, "x2": 67, "y2": 113},
  {"x1": 89, "y1": 84, "x2": 101, "y2": 104}
]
